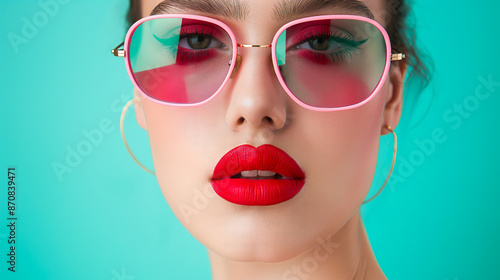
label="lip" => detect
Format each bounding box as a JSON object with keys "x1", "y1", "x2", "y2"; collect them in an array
[{"x1": 211, "y1": 145, "x2": 305, "y2": 206}]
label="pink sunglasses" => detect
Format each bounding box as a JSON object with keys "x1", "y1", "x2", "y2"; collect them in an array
[{"x1": 112, "y1": 14, "x2": 405, "y2": 111}]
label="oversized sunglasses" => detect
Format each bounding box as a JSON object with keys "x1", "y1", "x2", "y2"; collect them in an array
[{"x1": 112, "y1": 14, "x2": 405, "y2": 111}]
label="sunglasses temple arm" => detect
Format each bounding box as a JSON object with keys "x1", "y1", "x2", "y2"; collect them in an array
[
  {"x1": 391, "y1": 53, "x2": 405, "y2": 61},
  {"x1": 111, "y1": 42, "x2": 125, "y2": 57}
]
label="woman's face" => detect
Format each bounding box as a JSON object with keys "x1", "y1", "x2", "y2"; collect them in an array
[{"x1": 134, "y1": 0, "x2": 405, "y2": 262}]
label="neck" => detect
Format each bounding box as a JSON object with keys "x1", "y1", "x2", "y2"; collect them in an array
[{"x1": 207, "y1": 211, "x2": 386, "y2": 280}]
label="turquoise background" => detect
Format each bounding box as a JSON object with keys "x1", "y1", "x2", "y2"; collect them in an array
[{"x1": 1, "y1": 0, "x2": 499, "y2": 279}]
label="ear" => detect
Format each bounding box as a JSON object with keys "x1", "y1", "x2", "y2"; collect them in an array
[
  {"x1": 133, "y1": 89, "x2": 148, "y2": 130},
  {"x1": 382, "y1": 61, "x2": 408, "y2": 135}
]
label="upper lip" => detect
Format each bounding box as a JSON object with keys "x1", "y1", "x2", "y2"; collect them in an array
[{"x1": 212, "y1": 144, "x2": 305, "y2": 180}]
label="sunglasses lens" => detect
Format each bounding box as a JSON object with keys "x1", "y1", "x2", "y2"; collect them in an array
[
  {"x1": 275, "y1": 19, "x2": 387, "y2": 108},
  {"x1": 128, "y1": 17, "x2": 234, "y2": 104}
]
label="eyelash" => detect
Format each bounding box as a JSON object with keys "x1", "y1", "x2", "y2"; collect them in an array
[
  {"x1": 153, "y1": 24, "x2": 366, "y2": 65},
  {"x1": 179, "y1": 31, "x2": 216, "y2": 63},
  {"x1": 160, "y1": 25, "x2": 223, "y2": 63},
  {"x1": 296, "y1": 29, "x2": 356, "y2": 46},
  {"x1": 290, "y1": 29, "x2": 365, "y2": 64}
]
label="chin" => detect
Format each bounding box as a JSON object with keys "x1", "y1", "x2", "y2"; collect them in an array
[
  {"x1": 204, "y1": 230, "x2": 318, "y2": 263},
  {"x1": 178, "y1": 197, "x2": 349, "y2": 263}
]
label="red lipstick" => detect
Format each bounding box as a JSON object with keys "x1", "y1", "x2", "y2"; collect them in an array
[{"x1": 211, "y1": 145, "x2": 305, "y2": 206}]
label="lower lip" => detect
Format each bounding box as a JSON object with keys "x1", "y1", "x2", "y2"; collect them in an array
[
  {"x1": 211, "y1": 177, "x2": 305, "y2": 206},
  {"x1": 211, "y1": 145, "x2": 305, "y2": 206}
]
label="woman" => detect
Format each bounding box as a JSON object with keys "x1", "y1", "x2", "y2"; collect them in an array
[{"x1": 113, "y1": 0, "x2": 429, "y2": 278}]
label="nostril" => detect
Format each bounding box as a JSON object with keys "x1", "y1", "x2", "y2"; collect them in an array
[
  {"x1": 237, "y1": 117, "x2": 245, "y2": 125},
  {"x1": 264, "y1": 116, "x2": 273, "y2": 124}
]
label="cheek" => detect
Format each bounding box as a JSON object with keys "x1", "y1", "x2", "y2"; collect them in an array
[
  {"x1": 292, "y1": 81, "x2": 389, "y2": 220},
  {"x1": 139, "y1": 99, "x2": 220, "y2": 221}
]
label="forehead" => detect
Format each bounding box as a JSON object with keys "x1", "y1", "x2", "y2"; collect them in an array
[{"x1": 140, "y1": 0, "x2": 387, "y2": 24}]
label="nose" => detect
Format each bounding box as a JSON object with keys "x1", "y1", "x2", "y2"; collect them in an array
[{"x1": 225, "y1": 47, "x2": 288, "y2": 133}]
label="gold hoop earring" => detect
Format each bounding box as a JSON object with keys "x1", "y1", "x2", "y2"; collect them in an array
[
  {"x1": 120, "y1": 99, "x2": 156, "y2": 176},
  {"x1": 362, "y1": 125, "x2": 397, "y2": 204}
]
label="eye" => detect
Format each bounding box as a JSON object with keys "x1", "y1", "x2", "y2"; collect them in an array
[
  {"x1": 179, "y1": 32, "x2": 227, "y2": 51},
  {"x1": 186, "y1": 34, "x2": 212, "y2": 49},
  {"x1": 308, "y1": 36, "x2": 329, "y2": 50},
  {"x1": 286, "y1": 23, "x2": 367, "y2": 54},
  {"x1": 297, "y1": 36, "x2": 343, "y2": 51},
  {"x1": 180, "y1": 34, "x2": 226, "y2": 50}
]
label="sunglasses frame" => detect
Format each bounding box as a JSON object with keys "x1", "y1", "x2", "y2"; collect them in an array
[{"x1": 112, "y1": 14, "x2": 405, "y2": 111}]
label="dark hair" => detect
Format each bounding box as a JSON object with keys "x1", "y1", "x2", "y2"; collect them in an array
[
  {"x1": 126, "y1": 0, "x2": 142, "y2": 30},
  {"x1": 383, "y1": 0, "x2": 432, "y2": 89},
  {"x1": 125, "y1": 0, "x2": 432, "y2": 89}
]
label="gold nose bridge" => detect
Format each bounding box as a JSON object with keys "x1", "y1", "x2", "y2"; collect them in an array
[
  {"x1": 237, "y1": 43, "x2": 272, "y2": 48},
  {"x1": 230, "y1": 43, "x2": 272, "y2": 78}
]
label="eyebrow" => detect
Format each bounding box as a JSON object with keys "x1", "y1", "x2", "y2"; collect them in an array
[
  {"x1": 272, "y1": 0, "x2": 374, "y2": 20},
  {"x1": 151, "y1": 0, "x2": 250, "y2": 21},
  {"x1": 150, "y1": 0, "x2": 374, "y2": 22}
]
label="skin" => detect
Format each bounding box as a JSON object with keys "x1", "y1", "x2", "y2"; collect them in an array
[{"x1": 132, "y1": 0, "x2": 408, "y2": 279}]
